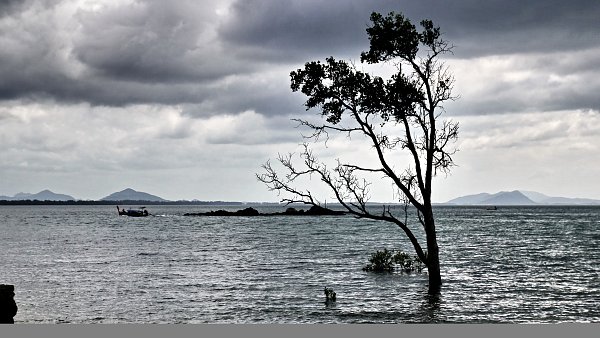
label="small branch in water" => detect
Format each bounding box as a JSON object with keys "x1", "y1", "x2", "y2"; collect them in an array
[{"x1": 324, "y1": 287, "x2": 337, "y2": 304}]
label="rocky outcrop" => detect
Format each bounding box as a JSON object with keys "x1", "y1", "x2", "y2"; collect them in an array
[
  {"x1": 185, "y1": 207, "x2": 261, "y2": 217},
  {"x1": 0, "y1": 284, "x2": 17, "y2": 324},
  {"x1": 184, "y1": 205, "x2": 346, "y2": 216},
  {"x1": 285, "y1": 205, "x2": 346, "y2": 216}
]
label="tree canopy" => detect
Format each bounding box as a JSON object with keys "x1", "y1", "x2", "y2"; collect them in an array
[{"x1": 258, "y1": 11, "x2": 458, "y2": 293}]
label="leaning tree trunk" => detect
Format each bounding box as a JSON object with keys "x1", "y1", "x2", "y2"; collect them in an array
[{"x1": 424, "y1": 213, "x2": 442, "y2": 294}]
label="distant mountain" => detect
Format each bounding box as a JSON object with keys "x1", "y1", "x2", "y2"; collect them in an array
[
  {"x1": 101, "y1": 188, "x2": 167, "y2": 202},
  {"x1": 446, "y1": 190, "x2": 600, "y2": 205},
  {"x1": 482, "y1": 191, "x2": 536, "y2": 205},
  {"x1": 537, "y1": 196, "x2": 600, "y2": 205},
  {"x1": 447, "y1": 190, "x2": 535, "y2": 205},
  {"x1": 14, "y1": 192, "x2": 34, "y2": 200},
  {"x1": 444, "y1": 193, "x2": 493, "y2": 205},
  {"x1": 519, "y1": 191, "x2": 550, "y2": 203},
  {"x1": 0, "y1": 190, "x2": 75, "y2": 201}
]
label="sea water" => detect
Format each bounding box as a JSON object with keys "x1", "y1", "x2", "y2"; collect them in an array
[{"x1": 1, "y1": 205, "x2": 598, "y2": 323}]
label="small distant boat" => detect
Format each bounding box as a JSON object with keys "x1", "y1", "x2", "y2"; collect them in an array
[
  {"x1": 117, "y1": 206, "x2": 149, "y2": 217},
  {"x1": 486, "y1": 206, "x2": 498, "y2": 211}
]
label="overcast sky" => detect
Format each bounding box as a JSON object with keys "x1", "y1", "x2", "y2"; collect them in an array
[{"x1": 1, "y1": 0, "x2": 599, "y2": 202}]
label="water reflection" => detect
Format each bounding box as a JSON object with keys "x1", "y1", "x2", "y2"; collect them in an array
[{"x1": 414, "y1": 286, "x2": 442, "y2": 323}]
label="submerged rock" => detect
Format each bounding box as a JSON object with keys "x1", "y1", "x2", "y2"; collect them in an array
[
  {"x1": 304, "y1": 205, "x2": 346, "y2": 216},
  {"x1": 184, "y1": 205, "x2": 346, "y2": 216},
  {"x1": 185, "y1": 207, "x2": 260, "y2": 216}
]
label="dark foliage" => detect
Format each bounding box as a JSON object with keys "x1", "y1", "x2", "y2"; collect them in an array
[{"x1": 362, "y1": 249, "x2": 424, "y2": 273}]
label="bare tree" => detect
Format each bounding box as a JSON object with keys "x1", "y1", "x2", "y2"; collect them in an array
[{"x1": 257, "y1": 12, "x2": 458, "y2": 294}]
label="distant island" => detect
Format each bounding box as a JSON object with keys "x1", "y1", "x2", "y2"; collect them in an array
[
  {"x1": 2, "y1": 188, "x2": 599, "y2": 206},
  {"x1": 0, "y1": 189, "x2": 75, "y2": 201},
  {"x1": 100, "y1": 188, "x2": 166, "y2": 202},
  {"x1": 0, "y1": 188, "x2": 245, "y2": 206},
  {"x1": 0, "y1": 200, "x2": 246, "y2": 206},
  {"x1": 445, "y1": 190, "x2": 600, "y2": 206}
]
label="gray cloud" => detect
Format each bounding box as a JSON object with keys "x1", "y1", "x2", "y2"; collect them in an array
[
  {"x1": 0, "y1": 0, "x2": 313, "y2": 118},
  {"x1": 2, "y1": 0, "x2": 599, "y2": 115},
  {"x1": 0, "y1": 0, "x2": 24, "y2": 16},
  {"x1": 180, "y1": 68, "x2": 307, "y2": 118},
  {"x1": 218, "y1": 0, "x2": 374, "y2": 62},
  {"x1": 445, "y1": 46, "x2": 600, "y2": 116},
  {"x1": 220, "y1": 0, "x2": 600, "y2": 60},
  {"x1": 429, "y1": 0, "x2": 600, "y2": 56},
  {"x1": 0, "y1": 1, "x2": 245, "y2": 107},
  {"x1": 71, "y1": 1, "x2": 237, "y2": 83},
  {"x1": 218, "y1": 0, "x2": 600, "y2": 117}
]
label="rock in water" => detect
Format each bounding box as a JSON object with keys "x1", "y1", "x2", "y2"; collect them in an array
[{"x1": 0, "y1": 284, "x2": 17, "y2": 324}]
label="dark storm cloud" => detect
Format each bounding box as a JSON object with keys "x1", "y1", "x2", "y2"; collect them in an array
[
  {"x1": 0, "y1": 66, "x2": 209, "y2": 106},
  {"x1": 1, "y1": 1, "x2": 243, "y2": 106},
  {"x1": 0, "y1": 0, "x2": 306, "y2": 116},
  {"x1": 218, "y1": 0, "x2": 373, "y2": 61},
  {"x1": 1, "y1": 0, "x2": 599, "y2": 116},
  {"x1": 71, "y1": 0, "x2": 241, "y2": 83},
  {"x1": 0, "y1": 0, "x2": 24, "y2": 16},
  {"x1": 221, "y1": 0, "x2": 600, "y2": 59},
  {"x1": 426, "y1": 0, "x2": 600, "y2": 56},
  {"x1": 219, "y1": 0, "x2": 600, "y2": 116}
]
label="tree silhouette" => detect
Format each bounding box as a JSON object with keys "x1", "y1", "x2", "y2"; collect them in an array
[{"x1": 257, "y1": 12, "x2": 458, "y2": 294}]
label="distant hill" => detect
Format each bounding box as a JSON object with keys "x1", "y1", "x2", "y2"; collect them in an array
[
  {"x1": 445, "y1": 193, "x2": 494, "y2": 205},
  {"x1": 14, "y1": 192, "x2": 34, "y2": 200},
  {"x1": 536, "y1": 196, "x2": 600, "y2": 205},
  {"x1": 447, "y1": 190, "x2": 535, "y2": 205},
  {"x1": 0, "y1": 190, "x2": 75, "y2": 201},
  {"x1": 519, "y1": 191, "x2": 550, "y2": 203},
  {"x1": 484, "y1": 191, "x2": 536, "y2": 205},
  {"x1": 101, "y1": 188, "x2": 167, "y2": 202},
  {"x1": 446, "y1": 190, "x2": 600, "y2": 205}
]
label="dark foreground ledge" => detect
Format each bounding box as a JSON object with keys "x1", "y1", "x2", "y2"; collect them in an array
[
  {"x1": 184, "y1": 205, "x2": 346, "y2": 217},
  {"x1": 0, "y1": 284, "x2": 17, "y2": 324}
]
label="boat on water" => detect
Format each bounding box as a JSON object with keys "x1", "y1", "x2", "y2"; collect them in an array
[{"x1": 117, "y1": 206, "x2": 149, "y2": 217}]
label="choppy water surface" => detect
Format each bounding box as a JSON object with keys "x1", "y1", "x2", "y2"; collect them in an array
[{"x1": 1, "y1": 205, "x2": 598, "y2": 323}]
